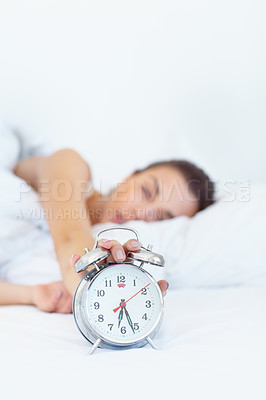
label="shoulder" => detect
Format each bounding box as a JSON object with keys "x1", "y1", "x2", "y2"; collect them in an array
[{"x1": 47, "y1": 147, "x2": 92, "y2": 180}]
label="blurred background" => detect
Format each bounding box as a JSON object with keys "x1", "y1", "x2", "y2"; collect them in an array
[{"x1": 0, "y1": 0, "x2": 265, "y2": 194}]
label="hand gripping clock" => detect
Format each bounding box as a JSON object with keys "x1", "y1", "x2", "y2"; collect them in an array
[{"x1": 73, "y1": 226, "x2": 165, "y2": 355}]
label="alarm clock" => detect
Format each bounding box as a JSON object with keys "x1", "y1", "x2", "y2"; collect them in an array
[{"x1": 73, "y1": 226, "x2": 165, "y2": 355}]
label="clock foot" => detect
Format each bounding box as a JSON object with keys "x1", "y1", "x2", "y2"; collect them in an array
[
  {"x1": 146, "y1": 336, "x2": 159, "y2": 350},
  {"x1": 88, "y1": 338, "x2": 101, "y2": 356}
]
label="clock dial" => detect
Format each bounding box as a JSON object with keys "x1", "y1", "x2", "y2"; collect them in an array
[{"x1": 85, "y1": 264, "x2": 163, "y2": 344}]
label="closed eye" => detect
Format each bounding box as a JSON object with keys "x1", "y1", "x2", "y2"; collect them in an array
[{"x1": 142, "y1": 184, "x2": 152, "y2": 200}]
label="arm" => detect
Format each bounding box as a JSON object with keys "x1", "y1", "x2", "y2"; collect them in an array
[
  {"x1": 0, "y1": 280, "x2": 72, "y2": 313},
  {"x1": 14, "y1": 148, "x2": 95, "y2": 296},
  {"x1": 0, "y1": 281, "x2": 32, "y2": 305}
]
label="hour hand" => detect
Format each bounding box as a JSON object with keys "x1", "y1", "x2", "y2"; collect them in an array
[
  {"x1": 124, "y1": 307, "x2": 135, "y2": 334},
  {"x1": 118, "y1": 307, "x2": 124, "y2": 328}
]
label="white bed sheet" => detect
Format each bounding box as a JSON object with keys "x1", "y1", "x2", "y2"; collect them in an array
[{"x1": 0, "y1": 287, "x2": 265, "y2": 400}]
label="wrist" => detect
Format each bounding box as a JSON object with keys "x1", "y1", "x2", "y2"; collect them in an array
[
  {"x1": 65, "y1": 229, "x2": 95, "y2": 253},
  {"x1": 31, "y1": 284, "x2": 40, "y2": 306},
  {"x1": 64, "y1": 267, "x2": 87, "y2": 297},
  {"x1": 55, "y1": 234, "x2": 94, "y2": 297},
  {"x1": 17, "y1": 284, "x2": 34, "y2": 305}
]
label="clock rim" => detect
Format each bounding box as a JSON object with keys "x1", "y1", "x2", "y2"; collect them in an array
[{"x1": 73, "y1": 263, "x2": 164, "y2": 349}]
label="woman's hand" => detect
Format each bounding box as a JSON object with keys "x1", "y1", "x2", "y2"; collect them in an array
[
  {"x1": 32, "y1": 281, "x2": 73, "y2": 313},
  {"x1": 71, "y1": 238, "x2": 169, "y2": 296}
]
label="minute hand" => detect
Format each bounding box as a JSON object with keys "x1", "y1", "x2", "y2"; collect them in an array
[
  {"x1": 113, "y1": 283, "x2": 151, "y2": 313},
  {"x1": 124, "y1": 307, "x2": 135, "y2": 334}
]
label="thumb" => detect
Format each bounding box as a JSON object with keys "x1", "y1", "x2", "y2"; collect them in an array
[{"x1": 70, "y1": 253, "x2": 81, "y2": 267}]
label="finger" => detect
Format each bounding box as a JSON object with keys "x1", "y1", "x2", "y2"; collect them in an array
[
  {"x1": 98, "y1": 238, "x2": 113, "y2": 250},
  {"x1": 70, "y1": 253, "x2": 81, "y2": 267},
  {"x1": 97, "y1": 239, "x2": 127, "y2": 262},
  {"x1": 157, "y1": 280, "x2": 169, "y2": 297},
  {"x1": 97, "y1": 239, "x2": 113, "y2": 263},
  {"x1": 102, "y1": 239, "x2": 126, "y2": 262},
  {"x1": 96, "y1": 239, "x2": 114, "y2": 263},
  {"x1": 69, "y1": 252, "x2": 96, "y2": 277},
  {"x1": 111, "y1": 243, "x2": 126, "y2": 262},
  {"x1": 122, "y1": 239, "x2": 141, "y2": 255}
]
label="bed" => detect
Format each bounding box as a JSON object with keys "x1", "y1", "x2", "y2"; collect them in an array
[
  {"x1": 1, "y1": 286, "x2": 265, "y2": 400},
  {"x1": 0, "y1": 130, "x2": 265, "y2": 400}
]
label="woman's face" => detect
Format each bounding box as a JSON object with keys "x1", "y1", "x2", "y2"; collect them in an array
[{"x1": 99, "y1": 165, "x2": 199, "y2": 224}]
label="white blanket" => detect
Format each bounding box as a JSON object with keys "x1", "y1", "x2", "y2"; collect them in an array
[{"x1": 0, "y1": 124, "x2": 266, "y2": 400}]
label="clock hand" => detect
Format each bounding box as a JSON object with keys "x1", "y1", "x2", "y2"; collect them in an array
[
  {"x1": 118, "y1": 307, "x2": 124, "y2": 328},
  {"x1": 113, "y1": 283, "x2": 151, "y2": 313},
  {"x1": 124, "y1": 307, "x2": 135, "y2": 334},
  {"x1": 118, "y1": 299, "x2": 126, "y2": 328}
]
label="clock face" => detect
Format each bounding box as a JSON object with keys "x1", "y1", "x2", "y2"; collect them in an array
[{"x1": 85, "y1": 263, "x2": 163, "y2": 345}]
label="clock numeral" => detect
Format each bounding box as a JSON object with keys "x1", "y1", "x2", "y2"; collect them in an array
[
  {"x1": 117, "y1": 275, "x2": 125, "y2": 283},
  {"x1": 133, "y1": 279, "x2": 136, "y2": 286},
  {"x1": 108, "y1": 324, "x2": 114, "y2": 331},
  {"x1": 134, "y1": 323, "x2": 139, "y2": 330},
  {"x1": 145, "y1": 300, "x2": 151, "y2": 308},
  {"x1": 98, "y1": 314, "x2": 104, "y2": 322},
  {"x1": 97, "y1": 290, "x2": 105, "y2": 297},
  {"x1": 142, "y1": 313, "x2": 147, "y2": 320},
  {"x1": 121, "y1": 326, "x2": 126, "y2": 334},
  {"x1": 94, "y1": 302, "x2": 100, "y2": 309},
  {"x1": 105, "y1": 280, "x2": 112, "y2": 287},
  {"x1": 141, "y1": 288, "x2": 147, "y2": 295}
]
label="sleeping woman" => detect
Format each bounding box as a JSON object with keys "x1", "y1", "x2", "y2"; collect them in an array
[{"x1": 0, "y1": 148, "x2": 215, "y2": 312}]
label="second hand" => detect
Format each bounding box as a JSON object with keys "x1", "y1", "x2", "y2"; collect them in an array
[{"x1": 113, "y1": 283, "x2": 151, "y2": 313}]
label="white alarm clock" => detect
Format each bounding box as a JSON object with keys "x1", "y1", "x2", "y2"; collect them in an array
[{"x1": 73, "y1": 227, "x2": 165, "y2": 355}]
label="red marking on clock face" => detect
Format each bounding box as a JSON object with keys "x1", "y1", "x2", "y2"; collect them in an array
[{"x1": 117, "y1": 283, "x2": 126, "y2": 288}]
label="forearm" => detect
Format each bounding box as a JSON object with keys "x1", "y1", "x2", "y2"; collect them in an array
[
  {"x1": 0, "y1": 281, "x2": 33, "y2": 305},
  {"x1": 36, "y1": 149, "x2": 95, "y2": 295},
  {"x1": 55, "y1": 230, "x2": 96, "y2": 296}
]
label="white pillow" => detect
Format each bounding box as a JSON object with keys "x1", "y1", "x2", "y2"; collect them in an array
[{"x1": 170, "y1": 183, "x2": 266, "y2": 288}]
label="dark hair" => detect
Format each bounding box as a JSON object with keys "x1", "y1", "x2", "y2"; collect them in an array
[{"x1": 133, "y1": 160, "x2": 215, "y2": 212}]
